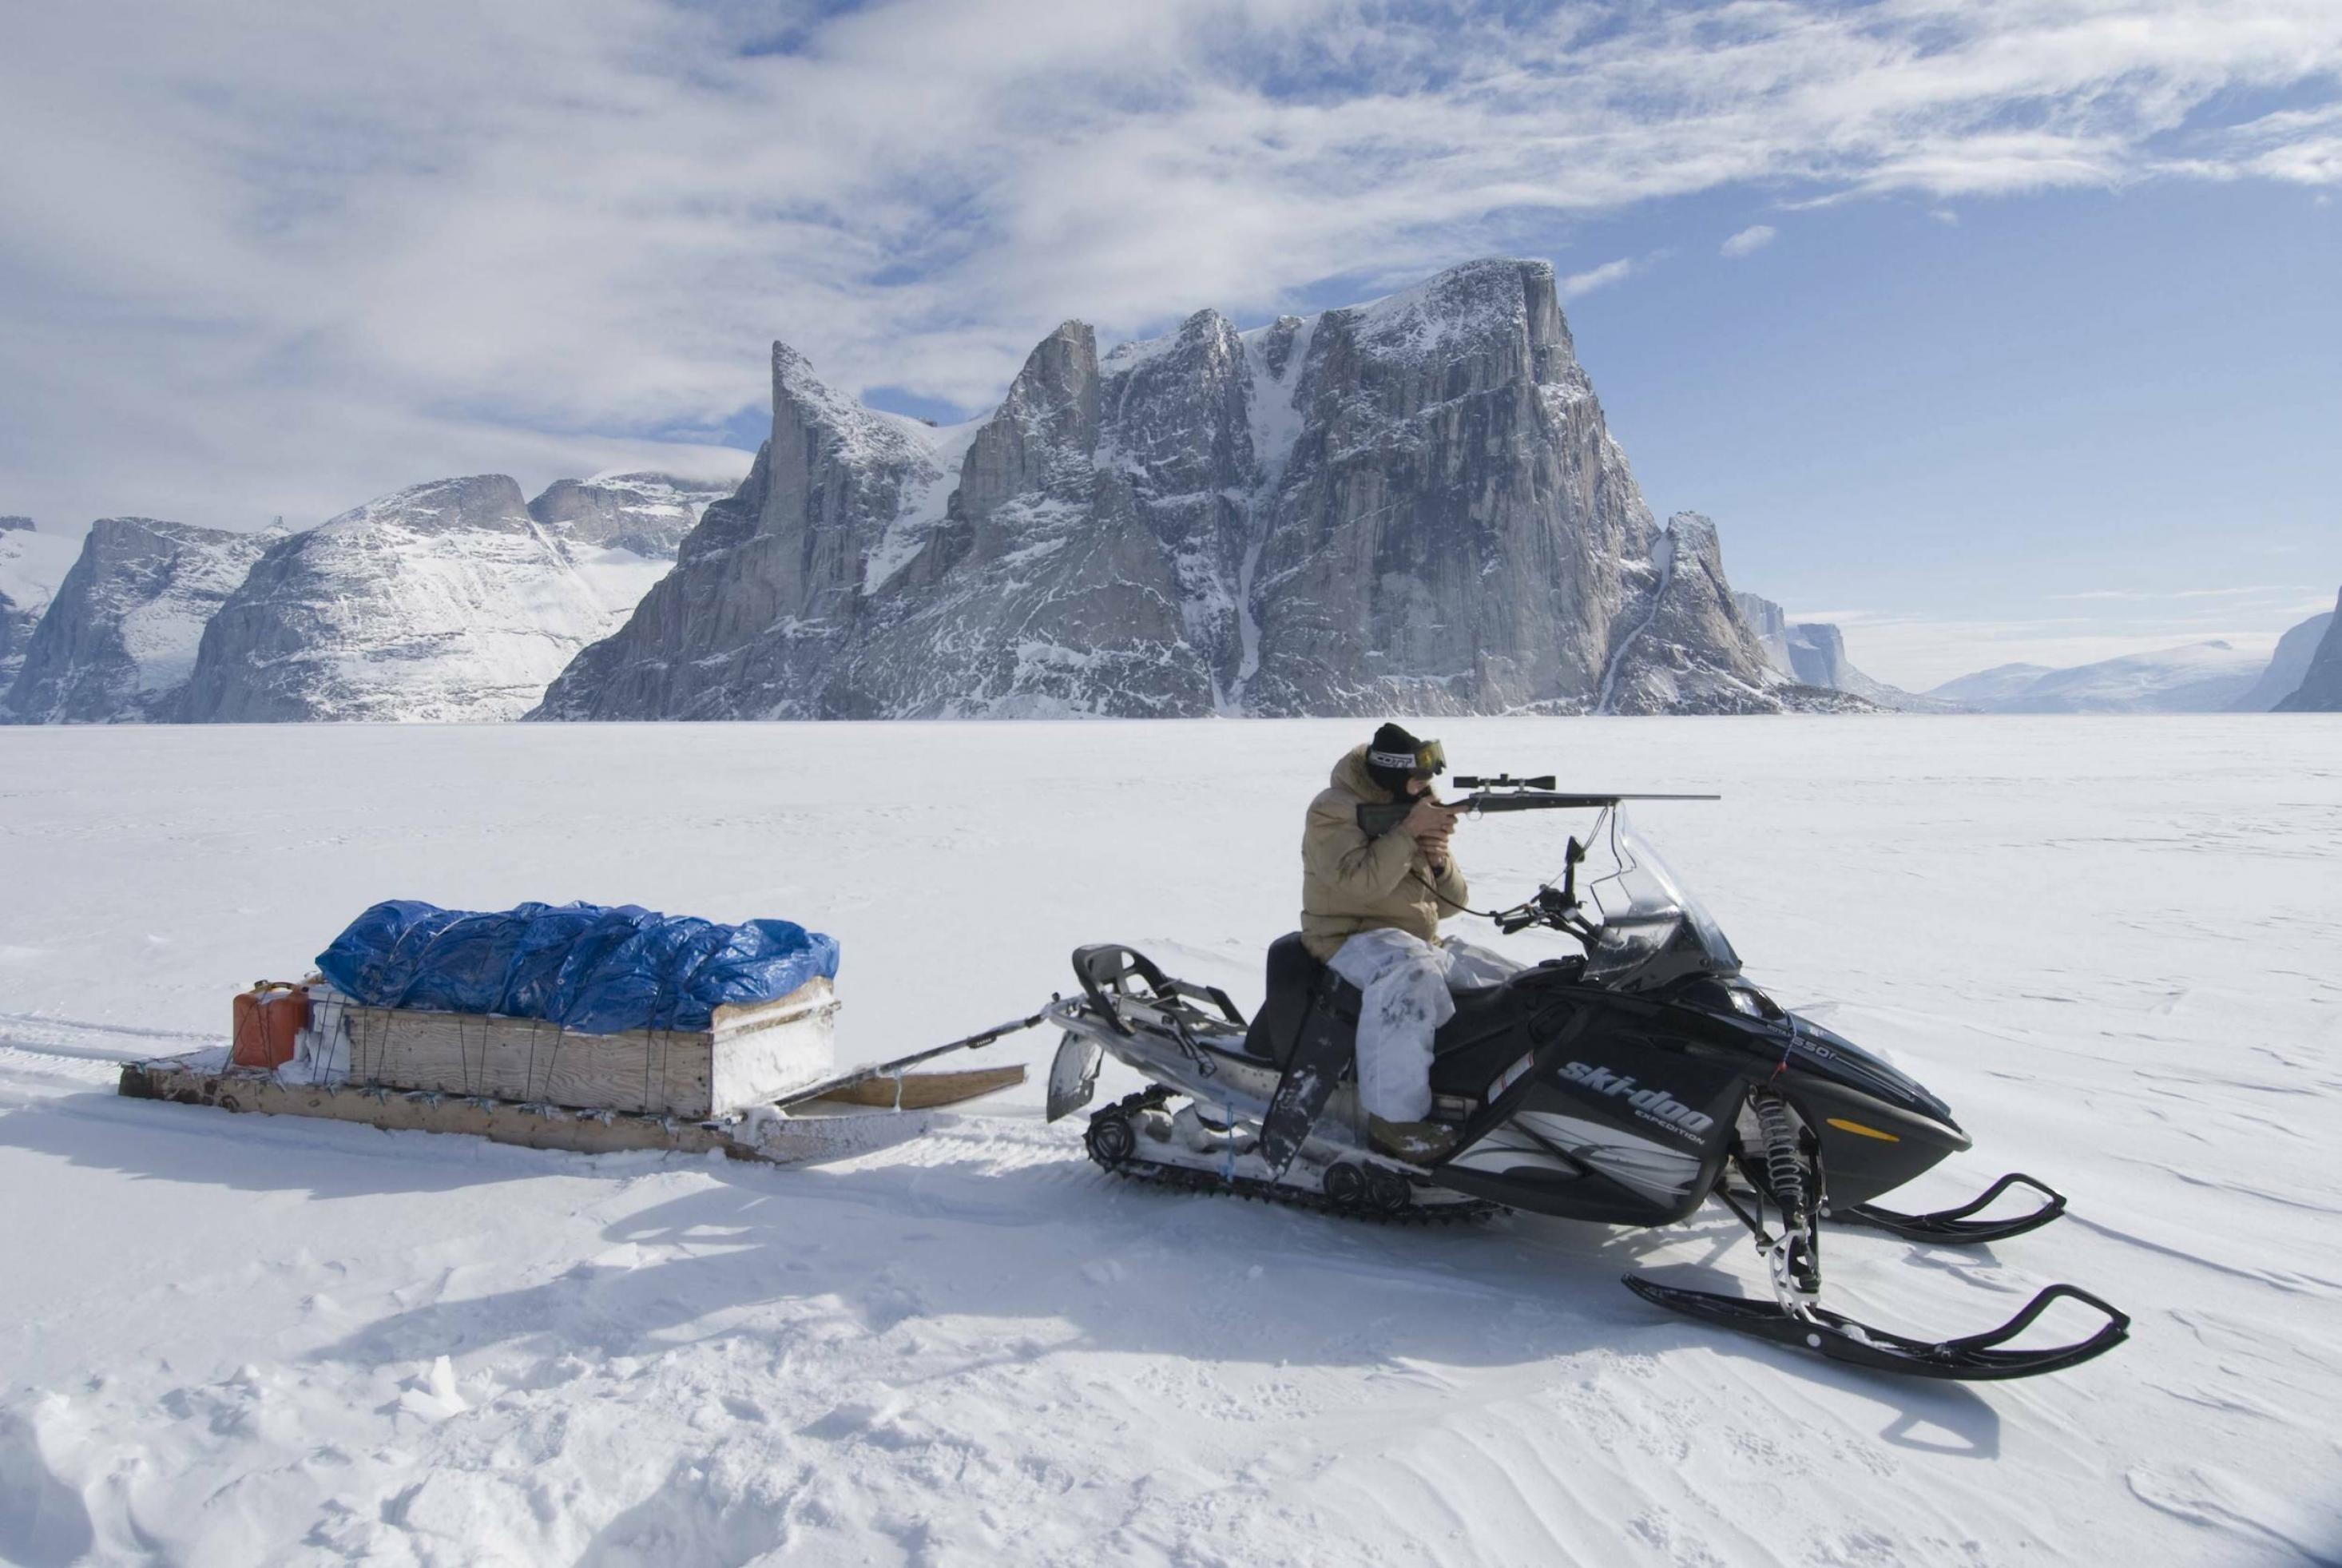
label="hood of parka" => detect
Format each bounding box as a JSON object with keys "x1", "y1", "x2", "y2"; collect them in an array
[{"x1": 1331, "y1": 744, "x2": 1402, "y2": 803}]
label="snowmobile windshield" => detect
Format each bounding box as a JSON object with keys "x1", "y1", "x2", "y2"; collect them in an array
[{"x1": 1575, "y1": 809, "x2": 1742, "y2": 991}]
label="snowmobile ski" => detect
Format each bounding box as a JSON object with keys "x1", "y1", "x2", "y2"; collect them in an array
[
  {"x1": 1622, "y1": 1276, "x2": 2130, "y2": 1381},
  {"x1": 1832, "y1": 1172, "x2": 2068, "y2": 1244}
]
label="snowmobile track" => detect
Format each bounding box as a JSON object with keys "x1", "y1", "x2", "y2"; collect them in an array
[{"x1": 1086, "y1": 1090, "x2": 1503, "y2": 1229}]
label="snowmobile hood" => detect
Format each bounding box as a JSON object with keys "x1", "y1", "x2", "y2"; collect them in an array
[{"x1": 1784, "y1": 1012, "x2": 1956, "y2": 1126}]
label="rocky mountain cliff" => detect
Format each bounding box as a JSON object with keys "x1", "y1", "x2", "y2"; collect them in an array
[
  {"x1": 178, "y1": 477, "x2": 625, "y2": 722},
  {"x1": 0, "y1": 592, "x2": 21, "y2": 692},
  {"x1": 538, "y1": 259, "x2": 1805, "y2": 720},
  {"x1": 2233, "y1": 603, "x2": 2336, "y2": 711},
  {"x1": 0, "y1": 518, "x2": 81, "y2": 695},
  {"x1": 2273, "y1": 589, "x2": 2342, "y2": 713},
  {"x1": 1, "y1": 518, "x2": 276, "y2": 723},
  {"x1": 526, "y1": 473, "x2": 730, "y2": 559},
  {"x1": 527, "y1": 471, "x2": 728, "y2": 625},
  {"x1": 1734, "y1": 592, "x2": 1955, "y2": 712}
]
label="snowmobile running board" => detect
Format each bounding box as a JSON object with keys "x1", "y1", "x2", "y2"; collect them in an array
[{"x1": 1623, "y1": 1276, "x2": 2130, "y2": 1381}]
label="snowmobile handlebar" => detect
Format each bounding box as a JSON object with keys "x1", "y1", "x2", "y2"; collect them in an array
[
  {"x1": 1492, "y1": 883, "x2": 1594, "y2": 939},
  {"x1": 1491, "y1": 837, "x2": 1594, "y2": 938}
]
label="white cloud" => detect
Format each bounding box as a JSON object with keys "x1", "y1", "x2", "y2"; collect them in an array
[
  {"x1": 2048, "y1": 584, "x2": 2321, "y2": 602},
  {"x1": 1720, "y1": 224, "x2": 1776, "y2": 257},
  {"x1": 2, "y1": 0, "x2": 2340, "y2": 527},
  {"x1": 1930, "y1": 208, "x2": 1962, "y2": 225},
  {"x1": 1559, "y1": 258, "x2": 1639, "y2": 298}
]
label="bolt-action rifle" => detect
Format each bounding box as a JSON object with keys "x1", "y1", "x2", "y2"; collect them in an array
[{"x1": 1356, "y1": 773, "x2": 1720, "y2": 838}]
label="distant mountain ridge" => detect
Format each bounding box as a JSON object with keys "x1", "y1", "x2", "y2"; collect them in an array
[
  {"x1": 538, "y1": 258, "x2": 1837, "y2": 721},
  {"x1": 1925, "y1": 642, "x2": 2267, "y2": 713},
  {"x1": 2, "y1": 472, "x2": 728, "y2": 724},
  {"x1": 1732, "y1": 593, "x2": 1957, "y2": 712},
  {"x1": 0, "y1": 518, "x2": 276, "y2": 723},
  {"x1": 0, "y1": 518, "x2": 80, "y2": 696}
]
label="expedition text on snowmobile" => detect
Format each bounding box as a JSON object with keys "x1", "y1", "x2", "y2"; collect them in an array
[{"x1": 1030, "y1": 789, "x2": 2130, "y2": 1383}]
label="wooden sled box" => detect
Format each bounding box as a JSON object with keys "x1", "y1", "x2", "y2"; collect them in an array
[{"x1": 324, "y1": 977, "x2": 840, "y2": 1119}]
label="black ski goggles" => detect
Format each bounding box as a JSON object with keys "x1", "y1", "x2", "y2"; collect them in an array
[{"x1": 1366, "y1": 738, "x2": 1447, "y2": 778}]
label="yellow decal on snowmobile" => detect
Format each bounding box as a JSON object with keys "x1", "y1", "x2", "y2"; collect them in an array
[{"x1": 1826, "y1": 1117, "x2": 1900, "y2": 1142}]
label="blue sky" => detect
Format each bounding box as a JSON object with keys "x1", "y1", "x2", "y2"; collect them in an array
[
  {"x1": 1550, "y1": 177, "x2": 2342, "y2": 682},
  {"x1": 2, "y1": 0, "x2": 2337, "y2": 687}
]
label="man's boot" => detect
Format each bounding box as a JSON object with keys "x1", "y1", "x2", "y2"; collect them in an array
[{"x1": 1368, "y1": 1115, "x2": 1456, "y2": 1165}]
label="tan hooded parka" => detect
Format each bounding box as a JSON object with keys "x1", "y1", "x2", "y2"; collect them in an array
[{"x1": 1300, "y1": 744, "x2": 1471, "y2": 961}]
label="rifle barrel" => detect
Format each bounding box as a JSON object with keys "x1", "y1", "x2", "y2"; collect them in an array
[
  {"x1": 1464, "y1": 791, "x2": 1720, "y2": 811},
  {"x1": 1358, "y1": 790, "x2": 1717, "y2": 837}
]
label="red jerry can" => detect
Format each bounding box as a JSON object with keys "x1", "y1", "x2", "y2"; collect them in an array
[{"x1": 231, "y1": 982, "x2": 311, "y2": 1070}]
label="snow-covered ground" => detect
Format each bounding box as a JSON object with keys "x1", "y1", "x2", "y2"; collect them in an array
[{"x1": 2, "y1": 717, "x2": 2336, "y2": 1566}]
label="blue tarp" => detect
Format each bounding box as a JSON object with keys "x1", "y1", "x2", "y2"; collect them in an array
[{"x1": 316, "y1": 900, "x2": 841, "y2": 1035}]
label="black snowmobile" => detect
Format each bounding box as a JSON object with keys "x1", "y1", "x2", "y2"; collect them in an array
[{"x1": 1040, "y1": 781, "x2": 2130, "y2": 1381}]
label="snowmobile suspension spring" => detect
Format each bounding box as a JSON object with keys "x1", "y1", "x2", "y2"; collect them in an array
[{"x1": 1753, "y1": 1091, "x2": 1806, "y2": 1225}]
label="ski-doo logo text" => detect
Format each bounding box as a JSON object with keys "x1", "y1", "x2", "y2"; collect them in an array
[{"x1": 1560, "y1": 1061, "x2": 1717, "y2": 1139}]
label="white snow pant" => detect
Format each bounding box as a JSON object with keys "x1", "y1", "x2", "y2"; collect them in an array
[{"x1": 1327, "y1": 930, "x2": 1523, "y2": 1123}]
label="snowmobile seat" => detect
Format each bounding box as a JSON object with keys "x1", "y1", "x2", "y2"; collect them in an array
[
  {"x1": 1432, "y1": 982, "x2": 1518, "y2": 1055},
  {"x1": 1244, "y1": 933, "x2": 1361, "y2": 1068}
]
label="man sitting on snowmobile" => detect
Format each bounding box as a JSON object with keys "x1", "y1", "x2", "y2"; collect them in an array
[{"x1": 1301, "y1": 723, "x2": 1518, "y2": 1165}]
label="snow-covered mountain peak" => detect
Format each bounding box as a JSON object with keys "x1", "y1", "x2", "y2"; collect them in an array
[
  {"x1": 2, "y1": 517, "x2": 273, "y2": 723},
  {"x1": 955, "y1": 322, "x2": 1102, "y2": 536},
  {"x1": 772, "y1": 342, "x2": 930, "y2": 470},
  {"x1": 177, "y1": 477, "x2": 632, "y2": 723},
  {"x1": 1348, "y1": 256, "x2": 1559, "y2": 366},
  {"x1": 528, "y1": 472, "x2": 732, "y2": 561},
  {"x1": 320, "y1": 475, "x2": 534, "y2": 538},
  {"x1": 1102, "y1": 308, "x2": 1240, "y2": 379}
]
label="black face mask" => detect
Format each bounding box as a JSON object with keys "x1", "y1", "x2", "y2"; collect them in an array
[{"x1": 1364, "y1": 736, "x2": 1444, "y2": 799}]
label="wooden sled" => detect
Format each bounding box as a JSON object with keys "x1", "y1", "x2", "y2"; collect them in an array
[
  {"x1": 117, "y1": 1054, "x2": 1028, "y2": 1166},
  {"x1": 117, "y1": 993, "x2": 1052, "y2": 1166}
]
